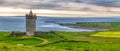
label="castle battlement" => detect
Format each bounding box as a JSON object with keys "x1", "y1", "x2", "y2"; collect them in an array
[{"x1": 26, "y1": 10, "x2": 37, "y2": 36}]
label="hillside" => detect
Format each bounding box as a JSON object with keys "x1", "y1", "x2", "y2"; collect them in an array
[{"x1": 0, "y1": 31, "x2": 120, "y2": 51}]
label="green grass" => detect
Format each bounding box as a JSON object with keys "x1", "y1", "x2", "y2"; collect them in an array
[
  {"x1": 41, "y1": 41, "x2": 120, "y2": 51},
  {"x1": 3, "y1": 38, "x2": 42, "y2": 45},
  {"x1": 0, "y1": 32, "x2": 42, "y2": 46},
  {"x1": 0, "y1": 42, "x2": 48, "y2": 51},
  {"x1": 56, "y1": 32, "x2": 95, "y2": 39},
  {"x1": 35, "y1": 34, "x2": 61, "y2": 41},
  {"x1": 0, "y1": 41, "x2": 120, "y2": 51},
  {"x1": 0, "y1": 31, "x2": 120, "y2": 51},
  {"x1": 56, "y1": 32, "x2": 120, "y2": 43}
]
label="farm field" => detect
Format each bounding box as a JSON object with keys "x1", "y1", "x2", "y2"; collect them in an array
[{"x1": 92, "y1": 31, "x2": 120, "y2": 38}]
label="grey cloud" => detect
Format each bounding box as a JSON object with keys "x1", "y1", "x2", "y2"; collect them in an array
[
  {"x1": 0, "y1": 0, "x2": 5, "y2": 4},
  {"x1": 62, "y1": 0, "x2": 120, "y2": 7},
  {"x1": 89, "y1": 0, "x2": 120, "y2": 7},
  {"x1": 0, "y1": 0, "x2": 119, "y2": 10},
  {"x1": 29, "y1": 3, "x2": 62, "y2": 9}
]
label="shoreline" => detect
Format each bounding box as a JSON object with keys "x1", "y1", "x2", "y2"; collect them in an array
[{"x1": 59, "y1": 24, "x2": 109, "y2": 31}]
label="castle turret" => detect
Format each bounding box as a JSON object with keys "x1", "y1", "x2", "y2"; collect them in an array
[{"x1": 26, "y1": 10, "x2": 37, "y2": 36}]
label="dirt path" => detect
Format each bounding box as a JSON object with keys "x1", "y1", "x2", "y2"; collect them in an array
[{"x1": 35, "y1": 37, "x2": 48, "y2": 44}]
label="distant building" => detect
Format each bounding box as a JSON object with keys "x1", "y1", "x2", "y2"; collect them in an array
[{"x1": 26, "y1": 10, "x2": 37, "y2": 36}]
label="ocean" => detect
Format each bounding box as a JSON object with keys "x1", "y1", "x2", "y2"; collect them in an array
[{"x1": 0, "y1": 16, "x2": 120, "y2": 32}]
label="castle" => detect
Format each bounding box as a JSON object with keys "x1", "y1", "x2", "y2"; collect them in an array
[
  {"x1": 10, "y1": 10, "x2": 55, "y2": 37},
  {"x1": 26, "y1": 10, "x2": 37, "y2": 36}
]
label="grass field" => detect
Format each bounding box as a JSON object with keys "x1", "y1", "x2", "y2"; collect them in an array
[
  {"x1": 92, "y1": 31, "x2": 120, "y2": 38},
  {"x1": 0, "y1": 31, "x2": 120, "y2": 51},
  {"x1": 69, "y1": 22, "x2": 120, "y2": 31},
  {"x1": 56, "y1": 32, "x2": 120, "y2": 43},
  {"x1": 35, "y1": 34, "x2": 61, "y2": 41},
  {"x1": 0, "y1": 32, "x2": 43, "y2": 46},
  {"x1": 41, "y1": 41, "x2": 120, "y2": 51}
]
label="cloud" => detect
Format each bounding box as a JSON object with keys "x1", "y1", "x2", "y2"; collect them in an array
[
  {"x1": 0, "y1": 0, "x2": 119, "y2": 17},
  {"x1": 0, "y1": 0, "x2": 5, "y2": 4},
  {"x1": 87, "y1": 0, "x2": 120, "y2": 7},
  {"x1": 0, "y1": 0, "x2": 119, "y2": 9}
]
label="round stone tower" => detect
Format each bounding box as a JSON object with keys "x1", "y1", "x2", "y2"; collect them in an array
[{"x1": 26, "y1": 10, "x2": 37, "y2": 36}]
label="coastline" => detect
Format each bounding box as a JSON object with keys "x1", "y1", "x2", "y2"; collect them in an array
[{"x1": 59, "y1": 24, "x2": 109, "y2": 31}]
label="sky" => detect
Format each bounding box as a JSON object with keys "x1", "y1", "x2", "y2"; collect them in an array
[{"x1": 0, "y1": 0, "x2": 120, "y2": 17}]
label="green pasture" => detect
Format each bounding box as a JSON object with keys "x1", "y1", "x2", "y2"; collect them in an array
[{"x1": 0, "y1": 31, "x2": 120, "y2": 51}]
